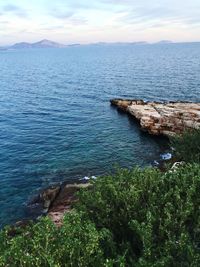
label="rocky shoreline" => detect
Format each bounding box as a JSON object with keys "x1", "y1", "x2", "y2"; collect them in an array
[
  {"x1": 110, "y1": 99, "x2": 200, "y2": 136},
  {"x1": 27, "y1": 180, "x2": 91, "y2": 226},
  {"x1": 12, "y1": 98, "x2": 200, "y2": 229}
]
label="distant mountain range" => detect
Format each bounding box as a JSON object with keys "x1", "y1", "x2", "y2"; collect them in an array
[
  {"x1": 1, "y1": 39, "x2": 199, "y2": 50},
  {"x1": 8, "y1": 40, "x2": 150, "y2": 49},
  {"x1": 11, "y1": 39, "x2": 67, "y2": 49},
  {"x1": 91, "y1": 41, "x2": 149, "y2": 46},
  {"x1": 6, "y1": 39, "x2": 174, "y2": 50}
]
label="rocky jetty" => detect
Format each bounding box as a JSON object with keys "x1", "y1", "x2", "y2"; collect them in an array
[{"x1": 111, "y1": 99, "x2": 200, "y2": 136}]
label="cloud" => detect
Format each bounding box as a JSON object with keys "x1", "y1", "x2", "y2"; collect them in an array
[
  {"x1": 53, "y1": 0, "x2": 98, "y2": 10},
  {"x1": 50, "y1": 10, "x2": 74, "y2": 19},
  {"x1": 49, "y1": 7, "x2": 88, "y2": 26},
  {"x1": 2, "y1": 4, "x2": 28, "y2": 18},
  {"x1": 121, "y1": 7, "x2": 175, "y2": 23},
  {"x1": 3, "y1": 4, "x2": 20, "y2": 12},
  {"x1": 41, "y1": 25, "x2": 66, "y2": 31},
  {"x1": 116, "y1": 4, "x2": 200, "y2": 29},
  {"x1": 0, "y1": 0, "x2": 200, "y2": 45},
  {"x1": 0, "y1": 20, "x2": 9, "y2": 24},
  {"x1": 69, "y1": 17, "x2": 88, "y2": 26}
]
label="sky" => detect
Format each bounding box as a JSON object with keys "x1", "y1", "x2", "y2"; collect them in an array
[{"x1": 0, "y1": 0, "x2": 200, "y2": 45}]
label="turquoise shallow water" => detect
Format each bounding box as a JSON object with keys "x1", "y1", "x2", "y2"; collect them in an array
[{"x1": 0, "y1": 43, "x2": 200, "y2": 227}]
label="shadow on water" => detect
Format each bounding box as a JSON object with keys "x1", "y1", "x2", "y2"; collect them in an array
[{"x1": 114, "y1": 106, "x2": 170, "y2": 151}]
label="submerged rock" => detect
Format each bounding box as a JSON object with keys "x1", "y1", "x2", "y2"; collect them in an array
[{"x1": 111, "y1": 99, "x2": 200, "y2": 136}]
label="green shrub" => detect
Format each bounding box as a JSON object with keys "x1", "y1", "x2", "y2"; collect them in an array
[
  {"x1": 171, "y1": 129, "x2": 200, "y2": 163},
  {"x1": 77, "y1": 165, "x2": 200, "y2": 266},
  {"x1": 0, "y1": 164, "x2": 200, "y2": 266},
  {"x1": 0, "y1": 212, "x2": 108, "y2": 267}
]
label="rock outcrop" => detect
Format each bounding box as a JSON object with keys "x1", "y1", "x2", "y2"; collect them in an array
[
  {"x1": 111, "y1": 99, "x2": 200, "y2": 136},
  {"x1": 48, "y1": 183, "x2": 90, "y2": 226},
  {"x1": 28, "y1": 182, "x2": 90, "y2": 227}
]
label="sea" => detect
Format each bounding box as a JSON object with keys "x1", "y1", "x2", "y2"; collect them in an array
[{"x1": 0, "y1": 43, "x2": 200, "y2": 227}]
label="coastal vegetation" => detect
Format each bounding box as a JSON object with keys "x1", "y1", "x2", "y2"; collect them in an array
[
  {"x1": 171, "y1": 128, "x2": 200, "y2": 163},
  {"x1": 0, "y1": 162, "x2": 199, "y2": 266}
]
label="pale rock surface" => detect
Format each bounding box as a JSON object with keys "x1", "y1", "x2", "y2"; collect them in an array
[{"x1": 110, "y1": 99, "x2": 200, "y2": 136}]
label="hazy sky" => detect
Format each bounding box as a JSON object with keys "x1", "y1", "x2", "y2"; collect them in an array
[{"x1": 0, "y1": 0, "x2": 200, "y2": 45}]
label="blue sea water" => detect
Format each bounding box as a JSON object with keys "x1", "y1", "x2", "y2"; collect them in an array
[{"x1": 0, "y1": 43, "x2": 200, "y2": 227}]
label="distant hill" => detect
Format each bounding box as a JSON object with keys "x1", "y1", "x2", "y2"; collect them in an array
[
  {"x1": 12, "y1": 42, "x2": 33, "y2": 49},
  {"x1": 90, "y1": 41, "x2": 148, "y2": 46},
  {"x1": 32, "y1": 39, "x2": 66, "y2": 48},
  {"x1": 11, "y1": 39, "x2": 66, "y2": 49},
  {"x1": 0, "y1": 47, "x2": 8, "y2": 51},
  {"x1": 155, "y1": 40, "x2": 173, "y2": 44},
  {"x1": 130, "y1": 41, "x2": 148, "y2": 45},
  {"x1": 67, "y1": 44, "x2": 81, "y2": 47}
]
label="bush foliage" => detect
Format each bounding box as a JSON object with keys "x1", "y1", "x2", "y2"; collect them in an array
[
  {"x1": 0, "y1": 164, "x2": 200, "y2": 266},
  {"x1": 0, "y1": 212, "x2": 107, "y2": 267},
  {"x1": 171, "y1": 129, "x2": 200, "y2": 163}
]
